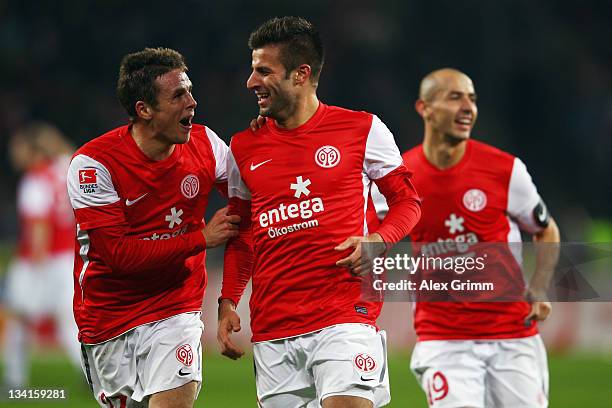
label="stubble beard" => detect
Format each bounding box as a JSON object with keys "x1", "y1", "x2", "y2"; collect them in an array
[{"x1": 260, "y1": 91, "x2": 295, "y2": 124}]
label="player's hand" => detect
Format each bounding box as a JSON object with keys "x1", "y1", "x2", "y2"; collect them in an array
[
  {"x1": 217, "y1": 299, "x2": 245, "y2": 360},
  {"x1": 335, "y1": 233, "x2": 386, "y2": 276},
  {"x1": 524, "y1": 288, "x2": 552, "y2": 326},
  {"x1": 249, "y1": 115, "x2": 266, "y2": 131},
  {"x1": 202, "y1": 207, "x2": 241, "y2": 248}
]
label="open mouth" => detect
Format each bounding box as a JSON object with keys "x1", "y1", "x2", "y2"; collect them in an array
[
  {"x1": 256, "y1": 91, "x2": 270, "y2": 104},
  {"x1": 179, "y1": 114, "x2": 193, "y2": 129},
  {"x1": 454, "y1": 117, "x2": 472, "y2": 129}
]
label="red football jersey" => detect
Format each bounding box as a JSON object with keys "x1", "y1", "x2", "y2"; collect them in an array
[
  {"x1": 16, "y1": 155, "x2": 74, "y2": 259},
  {"x1": 222, "y1": 102, "x2": 421, "y2": 342},
  {"x1": 67, "y1": 124, "x2": 227, "y2": 344},
  {"x1": 402, "y1": 140, "x2": 545, "y2": 340}
]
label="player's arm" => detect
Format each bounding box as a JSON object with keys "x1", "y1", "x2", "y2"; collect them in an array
[
  {"x1": 373, "y1": 165, "x2": 421, "y2": 243},
  {"x1": 28, "y1": 219, "x2": 51, "y2": 263},
  {"x1": 507, "y1": 158, "x2": 560, "y2": 324},
  {"x1": 87, "y1": 207, "x2": 238, "y2": 276},
  {"x1": 218, "y1": 148, "x2": 253, "y2": 360},
  {"x1": 67, "y1": 154, "x2": 238, "y2": 277},
  {"x1": 335, "y1": 115, "x2": 421, "y2": 275},
  {"x1": 528, "y1": 216, "x2": 560, "y2": 303},
  {"x1": 18, "y1": 175, "x2": 55, "y2": 263}
]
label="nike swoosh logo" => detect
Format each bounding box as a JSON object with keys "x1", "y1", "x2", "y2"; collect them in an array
[
  {"x1": 360, "y1": 376, "x2": 375, "y2": 382},
  {"x1": 250, "y1": 159, "x2": 272, "y2": 171},
  {"x1": 125, "y1": 193, "x2": 148, "y2": 206},
  {"x1": 178, "y1": 368, "x2": 191, "y2": 376}
]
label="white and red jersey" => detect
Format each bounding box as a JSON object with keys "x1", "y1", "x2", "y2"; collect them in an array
[
  {"x1": 16, "y1": 156, "x2": 74, "y2": 259},
  {"x1": 402, "y1": 139, "x2": 545, "y2": 340},
  {"x1": 67, "y1": 124, "x2": 228, "y2": 344},
  {"x1": 222, "y1": 102, "x2": 421, "y2": 342}
]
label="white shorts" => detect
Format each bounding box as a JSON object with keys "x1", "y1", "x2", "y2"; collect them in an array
[
  {"x1": 253, "y1": 323, "x2": 390, "y2": 408},
  {"x1": 410, "y1": 335, "x2": 549, "y2": 408},
  {"x1": 4, "y1": 253, "x2": 74, "y2": 317},
  {"x1": 80, "y1": 312, "x2": 203, "y2": 407}
]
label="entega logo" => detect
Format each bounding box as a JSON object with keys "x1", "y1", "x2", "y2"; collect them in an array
[
  {"x1": 142, "y1": 207, "x2": 188, "y2": 240},
  {"x1": 260, "y1": 176, "x2": 325, "y2": 239},
  {"x1": 142, "y1": 225, "x2": 188, "y2": 241},
  {"x1": 420, "y1": 213, "x2": 479, "y2": 257}
]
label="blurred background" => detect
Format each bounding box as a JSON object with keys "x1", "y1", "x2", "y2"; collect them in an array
[{"x1": 0, "y1": 0, "x2": 611, "y2": 406}]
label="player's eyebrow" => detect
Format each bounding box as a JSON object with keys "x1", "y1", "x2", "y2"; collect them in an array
[
  {"x1": 172, "y1": 83, "x2": 192, "y2": 97},
  {"x1": 254, "y1": 66, "x2": 272, "y2": 74},
  {"x1": 448, "y1": 90, "x2": 477, "y2": 100}
]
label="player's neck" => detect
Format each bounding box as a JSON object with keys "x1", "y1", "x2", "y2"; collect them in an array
[
  {"x1": 423, "y1": 132, "x2": 467, "y2": 170},
  {"x1": 275, "y1": 94, "x2": 319, "y2": 130},
  {"x1": 131, "y1": 123, "x2": 175, "y2": 161}
]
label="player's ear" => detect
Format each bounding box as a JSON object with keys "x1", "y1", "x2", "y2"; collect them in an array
[
  {"x1": 135, "y1": 101, "x2": 154, "y2": 121},
  {"x1": 415, "y1": 99, "x2": 427, "y2": 118},
  {"x1": 294, "y1": 64, "x2": 311, "y2": 85}
]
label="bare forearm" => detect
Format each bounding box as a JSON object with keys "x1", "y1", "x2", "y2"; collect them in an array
[
  {"x1": 529, "y1": 218, "x2": 560, "y2": 298},
  {"x1": 29, "y1": 220, "x2": 51, "y2": 262}
]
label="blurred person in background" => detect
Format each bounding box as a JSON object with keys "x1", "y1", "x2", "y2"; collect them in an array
[
  {"x1": 373, "y1": 68, "x2": 560, "y2": 407},
  {"x1": 3, "y1": 122, "x2": 81, "y2": 388}
]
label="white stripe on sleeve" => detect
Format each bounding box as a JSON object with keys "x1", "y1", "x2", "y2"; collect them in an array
[
  {"x1": 363, "y1": 115, "x2": 403, "y2": 180},
  {"x1": 507, "y1": 157, "x2": 543, "y2": 234},
  {"x1": 205, "y1": 126, "x2": 229, "y2": 183},
  {"x1": 227, "y1": 149, "x2": 251, "y2": 200}
]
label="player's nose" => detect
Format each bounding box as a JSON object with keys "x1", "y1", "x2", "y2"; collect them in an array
[
  {"x1": 246, "y1": 71, "x2": 260, "y2": 90},
  {"x1": 460, "y1": 96, "x2": 475, "y2": 114},
  {"x1": 187, "y1": 91, "x2": 197, "y2": 110}
]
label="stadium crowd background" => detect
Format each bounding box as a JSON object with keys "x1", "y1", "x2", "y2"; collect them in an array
[{"x1": 0, "y1": 1, "x2": 611, "y2": 405}]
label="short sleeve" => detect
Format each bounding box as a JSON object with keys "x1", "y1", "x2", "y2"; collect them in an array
[
  {"x1": 67, "y1": 154, "x2": 124, "y2": 230},
  {"x1": 363, "y1": 115, "x2": 403, "y2": 180},
  {"x1": 227, "y1": 148, "x2": 251, "y2": 200},
  {"x1": 205, "y1": 126, "x2": 229, "y2": 183},
  {"x1": 17, "y1": 174, "x2": 54, "y2": 218},
  {"x1": 507, "y1": 157, "x2": 543, "y2": 234}
]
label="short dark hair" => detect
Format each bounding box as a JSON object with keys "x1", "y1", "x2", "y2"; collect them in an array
[
  {"x1": 117, "y1": 47, "x2": 187, "y2": 119},
  {"x1": 249, "y1": 16, "x2": 324, "y2": 83}
]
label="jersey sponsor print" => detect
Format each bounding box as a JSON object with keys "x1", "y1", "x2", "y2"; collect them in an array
[
  {"x1": 223, "y1": 103, "x2": 421, "y2": 342},
  {"x1": 403, "y1": 140, "x2": 545, "y2": 340}
]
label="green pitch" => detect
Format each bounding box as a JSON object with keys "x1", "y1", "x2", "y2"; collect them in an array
[{"x1": 1, "y1": 352, "x2": 610, "y2": 407}]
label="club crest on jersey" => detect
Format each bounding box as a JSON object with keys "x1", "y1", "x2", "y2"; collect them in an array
[
  {"x1": 353, "y1": 353, "x2": 377, "y2": 373},
  {"x1": 314, "y1": 145, "x2": 341, "y2": 168},
  {"x1": 175, "y1": 344, "x2": 193, "y2": 366},
  {"x1": 462, "y1": 189, "x2": 487, "y2": 212},
  {"x1": 181, "y1": 174, "x2": 199, "y2": 199},
  {"x1": 78, "y1": 168, "x2": 99, "y2": 194}
]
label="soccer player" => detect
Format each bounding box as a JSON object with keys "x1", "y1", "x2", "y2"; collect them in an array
[
  {"x1": 66, "y1": 47, "x2": 239, "y2": 408},
  {"x1": 3, "y1": 123, "x2": 80, "y2": 388},
  {"x1": 217, "y1": 17, "x2": 421, "y2": 408},
  {"x1": 374, "y1": 68, "x2": 560, "y2": 407}
]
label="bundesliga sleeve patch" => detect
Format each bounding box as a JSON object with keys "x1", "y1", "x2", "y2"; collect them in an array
[
  {"x1": 78, "y1": 168, "x2": 99, "y2": 194},
  {"x1": 79, "y1": 169, "x2": 97, "y2": 184}
]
